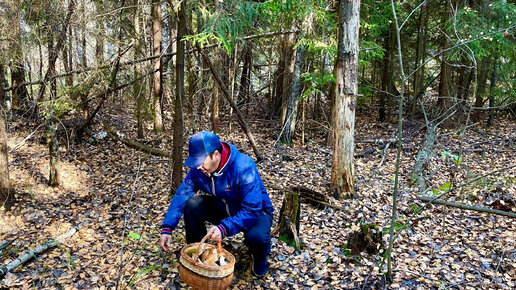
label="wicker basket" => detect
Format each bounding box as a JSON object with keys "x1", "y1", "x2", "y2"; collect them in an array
[{"x1": 179, "y1": 234, "x2": 236, "y2": 290}]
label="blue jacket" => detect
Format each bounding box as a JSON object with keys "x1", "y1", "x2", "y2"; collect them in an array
[{"x1": 162, "y1": 143, "x2": 274, "y2": 237}]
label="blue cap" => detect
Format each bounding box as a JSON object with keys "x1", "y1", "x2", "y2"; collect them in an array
[{"x1": 184, "y1": 131, "x2": 221, "y2": 168}]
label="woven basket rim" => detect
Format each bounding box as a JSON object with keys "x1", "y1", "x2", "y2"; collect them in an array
[{"x1": 180, "y1": 242, "x2": 236, "y2": 272}]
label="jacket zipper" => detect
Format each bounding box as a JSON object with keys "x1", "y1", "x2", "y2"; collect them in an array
[{"x1": 211, "y1": 176, "x2": 231, "y2": 216}]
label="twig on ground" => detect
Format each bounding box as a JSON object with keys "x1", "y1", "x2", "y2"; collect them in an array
[
  {"x1": 9, "y1": 124, "x2": 43, "y2": 153},
  {"x1": 491, "y1": 250, "x2": 505, "y2": 284}
]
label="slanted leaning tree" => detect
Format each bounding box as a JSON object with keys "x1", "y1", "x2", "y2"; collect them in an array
[{"x1": 331, "y1": 0, "x2": 360, "y2": 198}]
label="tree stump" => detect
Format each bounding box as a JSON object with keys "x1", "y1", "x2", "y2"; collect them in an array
[
  {"x1": 346, "y1": 223, "x2": 383, "y2": 255},
  {"x1": 271, "y1": 191, "x2": 301, "y2": 250}
]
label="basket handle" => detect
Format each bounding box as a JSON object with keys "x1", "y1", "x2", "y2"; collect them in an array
[{"x1": 192, "y1": 233, "x2": 224, "y2": 263}]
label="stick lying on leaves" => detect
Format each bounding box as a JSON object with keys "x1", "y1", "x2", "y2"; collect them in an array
[
  {"x1": 103, "y1": 123, "x2": 172, "y2": 158},
  {"x1": 0, "y1": 225, "x2": 79, "y2": 280},
  {"x1": 417, "y1": 196, "x2": 516, "y2": 218}
]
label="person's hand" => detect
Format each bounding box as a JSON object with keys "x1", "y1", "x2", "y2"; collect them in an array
[
  {"x1": 207, "y1": 226, "x2": 222, "y2": 242},
  {"x1": 160, "y1": 234, "x2": 172, "y2": 252}
]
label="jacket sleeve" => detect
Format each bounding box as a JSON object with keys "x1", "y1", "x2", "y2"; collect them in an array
[
  {"x1": 220, "y1": 166, "x2": 263, "y2": 236},
  {"x1": 161, "y1": 170, "x2": 197, "y2": 232}
]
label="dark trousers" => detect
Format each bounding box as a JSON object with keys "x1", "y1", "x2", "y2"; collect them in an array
[{"x1": 184, "y1": 195, "x2": 273, "y2": 261}]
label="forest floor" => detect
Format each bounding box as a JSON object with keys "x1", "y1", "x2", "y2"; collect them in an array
[{"x1": 1, "y1": 106, "x2": 515, "y2": 289}]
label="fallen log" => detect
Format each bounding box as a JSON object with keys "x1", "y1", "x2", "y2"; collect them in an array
[
  {"x1": 417, "y1": 196, "x2": 516, "y2": 218},
  {"x1": 269, "y1": 184, "x2": 342, "y2": 210},
  {"x1": 0, "y1": 226, "x2": 78, "y2": 279},
  {"x1": 104, "y1": 125, "x2": 172, "y2": 158}
]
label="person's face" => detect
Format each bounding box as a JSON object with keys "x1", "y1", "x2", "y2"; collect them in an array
[{"x1": 197, "y1": 151, "x2": 221, "y2": 176}]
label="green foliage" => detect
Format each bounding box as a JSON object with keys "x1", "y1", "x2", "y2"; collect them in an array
[
  {"x1": 441, "y1": 151, "x2": 462, "y2": 167},
  {"x1": 186, "y1": 1, "x2": 261, "y2": 53},
  {"x1": 382, "y1": 221, "x2": 409, "y2": 234},
  {"x1": 300, "y1": 71, "x2": 335, "y2": 100},
  {"x1": 411, "y1": 204, "x2": 422, "y2": 214},
  {"x1": 39, "y1": 96, "x2": 74, "y2": 119},
  {"x1": 127, "y1": 266, "x2": 160, "y2": 287},
  {"x1": 27, "y1": 184, "x2": 34, "y2": 200},
  {"x1": 452, "y1": 1, "x2": 516, "y2": 61},
  {"x1": 128, "y1": 232, "x2": 141, "y2": 240},
  {"x1": 66, "y1": 251, "x2": 76, "y2": 270}
]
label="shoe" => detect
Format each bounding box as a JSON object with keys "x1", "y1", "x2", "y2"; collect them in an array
[{"x1": 251, "y1": 255, "x2": 269, "y2": 277}]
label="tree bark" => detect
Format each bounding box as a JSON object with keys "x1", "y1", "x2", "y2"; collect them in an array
[
  {"x1": 331, "y1": 0, "x2": 360, "y2": 198},
  {"x1": 279, "y1": 45, "x2": 305, "y2": 144},
  {"x1": 271, "y1": 191, "x2": 301, "y2": 250},
  {"x1": 0, "y1": 65, "x2": 5, "y2": 105},
  {"x1": 152, "y1": 0, "x2": 163, "y2": 133},
  {"x1": 134, "y1": 0, "x2": 144, "y2": 139},
  {"x1": 62, "y1": 38, "x2": 73, "y2": 88},
  {"x1": 238, "y1": 43, "x2": 252, "y2": 112},
  {"x1": 8, "y1": 4, "x2": 27, "y2": 109},
  {"x1": 95, "y1": 1, "x2": 104, "y2": 64},
  {"x1": 379, "y1": 23, "x2": 394, "y2": 122},
  {"x1": 211, "y1": 74, "x2": 220, "y2": 133},
  {"x1": 411, "y1": 1, "x2": 429, "y2": 116},
  {"x1": 487, "y1": 59, "x2": 497, "y2": 126},
  {"x1": 279, "y1": 31, "x2": 297, "y2": 125},
  {"x1": 437, "y1": 1, "x2": 453, "y2": 128},
  {"x1": 81, "y1": 0, "x2": 87, "y2": 69},
  {"x1": 172, "y1": 0, "x2": 186, "y2": 191},
  {"x1": 472, "y1": 57, "x2": 490, "y2": 122},
  {"x1": 0, "y1": 106, "x2": 12, "y2": 209}
]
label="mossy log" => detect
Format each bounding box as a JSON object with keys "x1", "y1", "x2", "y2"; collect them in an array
[{"x1": 0, "y1": 226, "x2": 78, "y2": 279}]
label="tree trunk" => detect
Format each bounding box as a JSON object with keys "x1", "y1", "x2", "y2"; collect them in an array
[
  {"x1": 81, "y1": 0, "x2": 87, "y2": 69},
  {"x1": 134, "y1": 0, "x2": 144, "y2": 139},
  {"x1": 279, "y1": 45, "x2": 305, "y2": 144},
  {"x1": 487, "y1": 59, "x2": 497, "y2": 126},
  {"x1": 95, "y1": 1, "x2": 104, "y2": 64},
  {"x1": 379, "y1": 23, "x2": 394, "y2": 122},
  {"x1": 67, "y1": 25, "x2": 74, "y2": 86},
  {"x1": 172, "y1": 0, "x2": 186, "y2": 191},
  {"x1": 46, "y1": 31, "x2": 60, "y2": 187},
  {"x1": 331, "y1": 0, "x2": 360, "y2": 198},
  {"x1": 279, "y1": 31, "x2": 297, "y2": 126},
  {"x1": 211, "y1": 74, "x2": 220, "y2": 133},
  {"x1": 437, "y1": 1, "x2": 453, "y2": 128},
  {"x1": 410, "y1": 1, "x2": 429, "y2": 116},
  {"x1": 62, "y1": 40, "x2": 73, "y2": 88},
  {"x1": 238, "y1": 43, "x2": 252, "y2": 113},
  {"x1": 0, "y1": 103, "x2": 12, "y2": 209},
  {"x1": 1, "y1": 65, "x2": 6, "y2": 105},
  {"x1": 472, "y1": 57, "x2": 490, "y2": 122},
  {"x1": 9, "y1": 5, "x2": 27, "y2": 109},
  {"x1": 152, "y1": 0, "x2": 163, "y2": 132}
]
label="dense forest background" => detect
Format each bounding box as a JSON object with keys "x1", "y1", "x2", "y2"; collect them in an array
[{"x1": 1, "y1": 0, "x2": 515, "y2": 289}]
